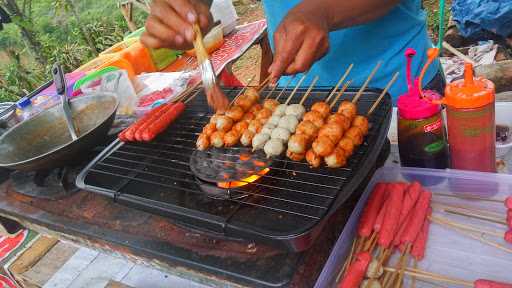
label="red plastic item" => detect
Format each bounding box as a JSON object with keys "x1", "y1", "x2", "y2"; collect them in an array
[
  {"x1": 119, "y1": 104, "x2": 170, "y2": 142},
  {"x1": 443, "y1": 62, "x2": 496, "y2": 172},
  {"x1": 401, "y1": 190, "x2": 432, "y2": 245},
  {"x1": 142, "y1": 102, "x2": 186, "y2": 142},
  {"x1": 506, "y1": 196, "x2": 512, "y2": 209},
  {"x1": 338, "y1": 252, "x2": 371, "y2": 288},
  {"x1": 358, "y1": 183, "x2": 388, "y2": 237},
  {"x1": 411, "y1": 208, "x2": 432, "y2": 261},
  {"x1": 374, "y1": 198, "x2": 389, "y2": 233},
  {"x1": 505, "y1": 230, "x2": 512, "y2": 243},
  {"x1": 474, "y1": 279, "x2": 512, "y2": 288},
  {"x1": 378, "y1": 183, "x2": 406, "y2": 248}
]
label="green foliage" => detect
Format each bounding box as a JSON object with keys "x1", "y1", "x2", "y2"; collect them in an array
[{"x1": 0, "y1": 0, "x2": 148, "y2": 103}]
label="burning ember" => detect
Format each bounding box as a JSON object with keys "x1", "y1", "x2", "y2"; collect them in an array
[{"x1": 217, "y1": 168, "x2": 270, "y2": 189}]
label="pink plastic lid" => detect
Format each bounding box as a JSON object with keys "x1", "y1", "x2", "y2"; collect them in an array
[{"x1": 397, "y1": 48, "x2": 441, "y2": 120}]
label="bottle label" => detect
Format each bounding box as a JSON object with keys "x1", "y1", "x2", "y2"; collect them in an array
[
  {"x1": 424, "y1": 118, "x2": 442, "y2": 133},
  {"x1": 424, "y1": 140, "x2": 445, "y2": 153}
]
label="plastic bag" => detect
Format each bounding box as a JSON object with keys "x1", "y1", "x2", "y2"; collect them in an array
[{"x1": 81, "y1": 70, "x2": 138, "y2": 115}]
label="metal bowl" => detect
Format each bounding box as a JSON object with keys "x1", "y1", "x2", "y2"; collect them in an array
[
  {"x1": 0, "y1": 93, "x2": 119, "y2": 171},
  {"x1": 0, "y1": 102, "x2": 17, "y2": 128}
]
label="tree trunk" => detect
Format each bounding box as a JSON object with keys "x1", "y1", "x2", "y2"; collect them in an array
[
  {"x1": 66, "y1": 0, "x2": 98, "y2": 55},
  {"x1": 2, "y1": 0, "x2": 47, "y2": 67}
]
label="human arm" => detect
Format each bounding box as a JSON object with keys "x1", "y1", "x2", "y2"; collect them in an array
[{"x1": 269, "y1": 0, "x2": 401, "y2": 82}]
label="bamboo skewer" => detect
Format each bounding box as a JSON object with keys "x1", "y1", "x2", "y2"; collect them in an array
[
  {"x1": 285, "y1": 73, "x2": 309, "y2": 105},
  {"x1": 430, "y1": 216, "x2": 512, "y2": 254},
  {"x1": 184, "y1": 89, "x2": 202, "y2": 104},
  {"x1": 330, "y1": 80, "x2": 352, "y2": 109},
  {"x1": 352, "y1": 61, "x2": 382, "y2": 104},
  {"x1": 299, "y1": 76, "x2": 319, "y2": 106},
  {"x1": 433, "y1": 193, "x2": 506, "y2": 204},
  {"x1": 431, "y1": 215, "x2": 503, "y2": 238},
  {"x1": 433, "y1": 202, "x2": 506, "y2": 220},
  {"x1": 258, "y1": 75, "x2": 272, "y2": 92},
  {"x1": 383, "y1": 267, "x2": 474, "y2": 287},
  {"x1": 326, "y1": 64, "x2": 354, "y2": 103},
  {"x1": 275, "y1": 76, "x2": 297, "y2": 101},
  {"x1": 367, "y1": 72, "x2": 399, "y2": 115},
  {"x1": 433, "y1": 204, "x2": 507, "y2": 225}
]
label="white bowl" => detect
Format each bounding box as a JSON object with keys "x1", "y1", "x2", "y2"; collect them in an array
[{"x1": 496, "y1": 101, "x2": 512, "y2": 158}]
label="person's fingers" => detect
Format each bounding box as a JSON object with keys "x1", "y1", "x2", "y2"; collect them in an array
[
  {"x1": 140, "y1": 32, "x2": 164, "y2": 49},
  {"x1": 151, "y1": 0, "x2": 194, "y2": 42},
  {"x1": 285, "y1": 31, "x2": 329, "y2": 74},
  {"x1": 143, "y1": 16, "x2": 193, "y2": 50},
  {"x1": 269, "y1": 23, "x2": 304, "y2": 82},
  {"x1": 193, "y1": 2, "x2": 214, "y2": 32},
  {"x1": 166, "y1": 0, "x2": 198, "y2": 23}
]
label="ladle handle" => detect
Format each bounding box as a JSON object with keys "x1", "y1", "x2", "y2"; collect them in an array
[
  {"x1": 52, "y1": 63, "x2": 78, "y2": 140},
  {"x1": 52, "y1": 63, "x2": 66, "y2": 96}
]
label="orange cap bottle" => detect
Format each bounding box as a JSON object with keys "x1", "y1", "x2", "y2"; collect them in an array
[{"x1": 444, "y1": 62, "x2": 496, "y2": 172}]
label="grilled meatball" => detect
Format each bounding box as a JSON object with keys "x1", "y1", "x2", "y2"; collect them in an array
[
  {"x1": 202, "y1": 123, "x2": 217, "y2": 136},
  {"x1": 224, "y1": 130, "x2": 240, "y2": 147},
  {"x1": 312, "y1": 136, "x2": 335, "y2": 157},
  {"x1": 286, "y1": 150, "x2": 305, "y2": 161},
  {"x1": 225, "y1": 106, "x2": 244, "y2": 122},
  {"x1": 352, "y1": 115, "x2": 369, "y2": 136},
  {"x1": 311, "y1": 101, "x2": 331, "y2": 118},
  {"x1": 210, "y1": 131, "x2": 226, "y2": 148},
  {"x1": 261, "y1": 123, "x2": 276, "y2": 135},
  {"x1": 242, "y1": 112, "x2": 255, "y2": 121},
  {"x1": 209, "y1": 114, "x2": 220, "y2": 125},
  {"x1": 285, "y1": 104, "x2": 306, "y2": 119},
  {"x1": 240, "y1": 130, "x2": 255, "y2": 147},
  {"x1": 327, "y1": 113, "x2": 351, "y2": 130},
  {"x1": 264, "y1": 139, "x2": 285, "y2": 158},
  {"x1": 263, "y1": 99, "x2": 280, "y2": 112},
  {"x1": 278, "y1": 115, "x2": 299, "y2": 133},
  {"x1": 274, "y1": 104, "x2": 287, "y2": 117},
  {"x1": 256, "y1": 108, "x2": 273, "y2": 120},
  {"x1": 271, "y1": 127, "x2": 291, "y2": 143},
  {"x1": 325, "y1": 148, "x2": 347, "y2": 168},
  {"x1": 306, "y1": 149, "x2": 322, "y2": 168},
  {"x1": 268, "y1": 115, "x2": 282, "y2": 126},
  {"x1": 249, "y1": 103, "x2": 263, "y2": 114},
  {"x1": 233, "y1": 121, "x2": 249, "y2": 134},
  {"x1": 288, "y1": 134, "x2": 309, "y2": 154},
  {"x1": 234, "y1": 96, "x2": 253, "y2": 111},
  {"x1": 304, "y1": 110, "x2": 325, "y2": 128},
  {"x1": 345, "y1": 127, "x2": 364, "y2": 146},
  {"x1": 248, "y1": 120, "x2": 263, "y2": 134},
  {"x1": 215, "y1": 116, "x2": 234, "y2": 132},
  {"x1": 318, "y1": 123, "x2": 344, "y2": 143},
  {"x1": 296, "y1": 120, "x2": 319, "y2": 139},
  {"x1": 252, "y1": 133, "x2": 270, "y2": 151},
  {"x1": 337, "y1": 100, "x2": 357, "y2": 121},
  {"x1": 196, "y1": 133, "x2": 210, "y2": 151},
  {"x1": 337, "y1": 137, "x2": 355, "y2": 157},
  {"x1": 245, "y1": 87, "x2": 260, "y2": 103}
]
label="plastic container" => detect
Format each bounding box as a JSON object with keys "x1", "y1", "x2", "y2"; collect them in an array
[
  {"x1": 444, "y1": 62, "x2": 496, "y2": 172},
  {"x1": 15, "y1": 97, "x2": 35, "y2": 122},
  {"x1": 73, "y1": 66, "x2": 119, "y2": 91},
  {"x1": 315, "y1": 166, "x2": 512, "y2": 288},
  {"x1": 397, "y1": 49, "x2": 449, "y2": 169}
]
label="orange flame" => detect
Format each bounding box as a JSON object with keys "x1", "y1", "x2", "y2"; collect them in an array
[{"x1": 217, "y1": 168, "x2": 270, "y2": 189}]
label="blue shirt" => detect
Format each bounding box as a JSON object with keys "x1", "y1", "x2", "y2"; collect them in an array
[{"x1": 262, "y1": 0, "x2": 439, "y2": 103}]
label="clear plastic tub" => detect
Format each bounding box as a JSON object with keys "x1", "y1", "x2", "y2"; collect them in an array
[{"x1": 315, "y1": 166, "x2": 512, "y2": 288}]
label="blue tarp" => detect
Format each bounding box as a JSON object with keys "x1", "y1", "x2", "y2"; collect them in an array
[{"x1": 452, "y1": 0, "x2": 512, "y2": 38}]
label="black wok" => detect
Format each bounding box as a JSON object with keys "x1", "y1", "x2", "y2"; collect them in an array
[{"x1": 0, "y1": 93, "x2": 118, "y2": 171}]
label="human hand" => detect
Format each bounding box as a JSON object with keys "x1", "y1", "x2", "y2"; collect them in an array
[
  {"x1": 269, "y1": 3, "x2": 330, "y2": 83},
  {"x1": 141, "y1": 0, "x2": 213, "y2": 50}
]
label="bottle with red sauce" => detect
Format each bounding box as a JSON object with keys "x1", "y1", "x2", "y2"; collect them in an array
[
  {"x1": 397, "y1": 48, "x2": 449, "y2": 169},
  {"x1": 443, "y1": 62, "x2": 496, "y2": 172}
]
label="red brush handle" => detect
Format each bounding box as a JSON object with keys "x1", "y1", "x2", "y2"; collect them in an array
[
  {"x1": 358, "y1": 183, "x2": 388, "y2": 237},
  {"x1": 474, "y1": 279, "x2": 512, "y2": 288}
]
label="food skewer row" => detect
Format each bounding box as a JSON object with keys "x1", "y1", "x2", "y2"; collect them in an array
[
  {"x1": 325, "y1": 63, "x2": 354, "y2": 104},
  {"x1": 351, "y1": 61, "x2": 382, "y2": 104},
  {"x1": 253, "y1": 75, "x2": 318, "y2": 158},
  {"x1": 119, "y1": 84, "x2": 201, "y2": 143}
]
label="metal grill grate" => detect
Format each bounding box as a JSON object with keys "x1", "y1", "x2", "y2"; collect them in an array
[{"x1": 77, "y1": 87, "x2": 391, "y2": 251}]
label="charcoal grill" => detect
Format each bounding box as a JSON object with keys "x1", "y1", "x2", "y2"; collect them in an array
[{"x1": 76, "y1": 86, "x2": 392, "y2": 252}]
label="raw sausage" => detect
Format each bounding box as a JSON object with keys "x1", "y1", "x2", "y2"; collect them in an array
[
  {"x1": 410, "y1": 208, "x2": 432, "y2": 261},
  {"x1": 338, "y1": 252, "x2": 371, "y2": 288},
  {"x1": 357, "y1": 183, "x2": 388, "y2": 238},
  {"x1": 378, "y1": 183, "x2": 405, "y2": 248},
  {"x1": 474, "y1": 279, "x2": 512, "y2": 288},
  {"x1": 400, "y1": 190, "x2": 432, "y2": 245}
]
